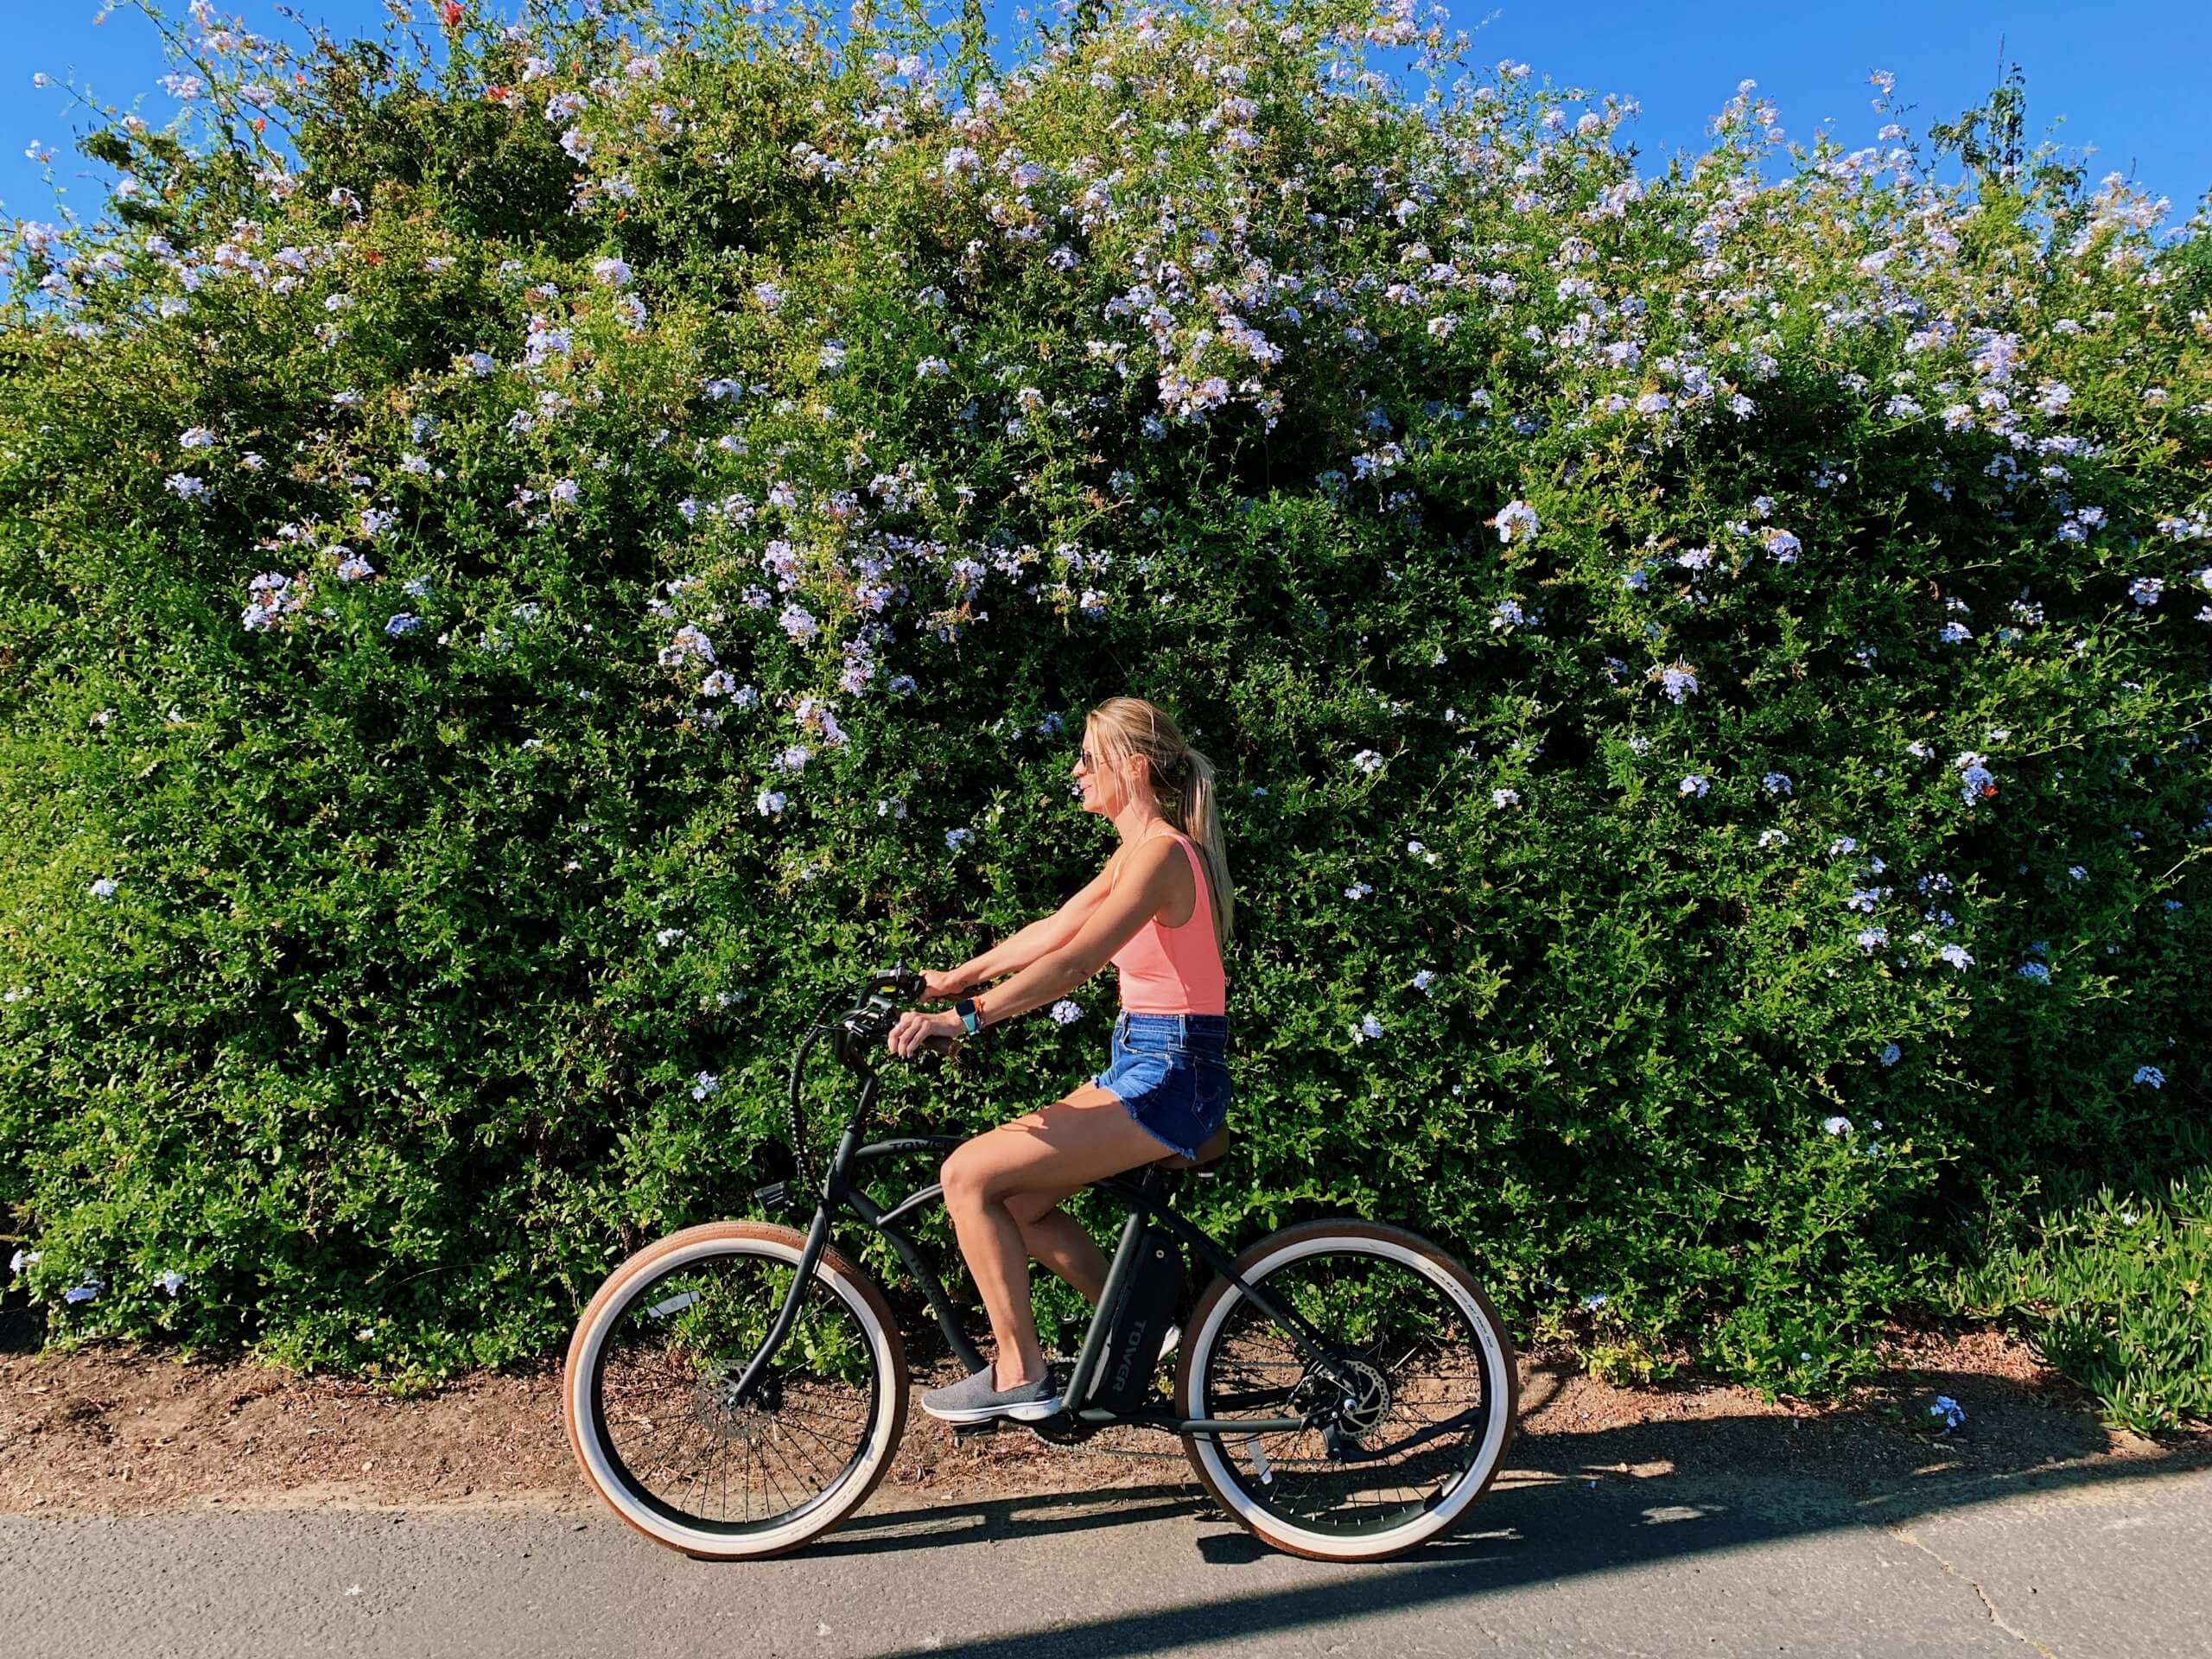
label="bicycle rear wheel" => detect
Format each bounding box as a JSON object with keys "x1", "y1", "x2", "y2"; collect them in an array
[
  {"x1": 1175, "y1": 1219, "x2": 1517, "y2": 1561},
  {"x1": 564, "y1": 1220, "x2": 908, "y2": 1559}
]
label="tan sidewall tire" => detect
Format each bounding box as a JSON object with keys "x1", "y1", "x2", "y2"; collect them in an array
[
  {"x1": 563, "y1": 1220, "x2": 910, "y2": 1560},
  {"x1": 1174, "y1": 1219, "x2": 1519, "y2": 1562}
]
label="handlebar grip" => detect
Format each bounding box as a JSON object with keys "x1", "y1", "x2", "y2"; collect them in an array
[{"x1": 920, "y1": 1033, "x2": 962, "y2": 1058}]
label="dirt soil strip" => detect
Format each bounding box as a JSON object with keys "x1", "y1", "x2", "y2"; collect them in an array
[{"x1": 3, "y1": 1328, "x2": 2202, "y2": 1516}]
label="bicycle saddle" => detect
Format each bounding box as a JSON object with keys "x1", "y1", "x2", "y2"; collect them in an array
[{"x1": 1153, "y1": 1125, "x2": 1231, "y2": 1171}]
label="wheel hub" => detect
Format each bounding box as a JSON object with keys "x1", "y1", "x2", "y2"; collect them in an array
[
  {"x1": 696, "y1": 1369, "x2": 783, "y2": 1439},
  {"x1": 1294, "y1": 1356, "x2": 1391, "y2": 1437}
]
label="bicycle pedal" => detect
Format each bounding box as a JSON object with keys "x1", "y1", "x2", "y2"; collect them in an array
[
  {"x1": 1024, "y1": 1409, "x2": 1089, "y2": 1447},
  {"x1": 950, "y1": 1419, "x2": 1003, "y2": 1441}
]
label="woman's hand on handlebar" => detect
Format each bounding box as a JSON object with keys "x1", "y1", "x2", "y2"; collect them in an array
[
  {"x1": 886, "y1": 1007, "x2": 963, "y2": 1060},
  {"x1": 918, "y1": 968, "x2": 969, "y2": 1002}
]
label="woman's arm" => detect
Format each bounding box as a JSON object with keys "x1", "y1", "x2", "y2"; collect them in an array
[
  {"x1": 970, "y1": 843, "x2": 1180, "y2": 1028},
  {"x1": 949, "y1": 862, "x2": 1117, "y2": 991}
]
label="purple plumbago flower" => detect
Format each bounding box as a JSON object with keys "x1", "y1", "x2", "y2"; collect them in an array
[{"x1": 1491, "y1": 499, "x2": 1540, "y2": 543}]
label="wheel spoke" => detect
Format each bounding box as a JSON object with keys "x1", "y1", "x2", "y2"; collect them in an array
[
  {"x1": 1186, "y1": 1238, "x2": 1506, "y2": 1549},
  {"x1": 582, "y1": 1240, "x2": 887, "y2": 1540}
]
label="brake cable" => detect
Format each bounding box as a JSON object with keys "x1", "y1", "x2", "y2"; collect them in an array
[{"x1": 783, "y1": 986, "x2": 854, "y2": 1205}]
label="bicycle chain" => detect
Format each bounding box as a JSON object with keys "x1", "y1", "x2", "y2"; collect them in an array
[{"x1": 1019, "y1": 1433, "x2": 1185, "y2": 1461}]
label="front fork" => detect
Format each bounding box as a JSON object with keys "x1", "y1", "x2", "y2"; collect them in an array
[{"x1": 724, "y1": 1074, "x2": 881, "y2": 1411}]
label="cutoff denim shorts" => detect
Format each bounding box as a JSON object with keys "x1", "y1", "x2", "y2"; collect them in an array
[{"x1": 1091, "y1": 1011, "x2": 1232, "y2": 1161}]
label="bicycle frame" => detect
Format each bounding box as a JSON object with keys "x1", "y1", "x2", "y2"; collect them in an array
[{"x1": 731, "y1": 1057, "x2": 1355, "y2": 1440}]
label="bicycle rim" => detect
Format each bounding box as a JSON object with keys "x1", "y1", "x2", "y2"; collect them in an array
[
  {"x1": 565, "y1": 1223, "x2": 907, "y2": 1557},
  {"x1": 1177, "y1": 1222, "x2": 1516, "y2": 1561}
]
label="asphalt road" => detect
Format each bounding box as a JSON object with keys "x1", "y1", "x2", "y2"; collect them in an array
[{"x1": 4, "y1": 1461, "x2": 2207, "y2": 1658}]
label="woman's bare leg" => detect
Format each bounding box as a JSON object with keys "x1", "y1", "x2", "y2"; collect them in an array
[
  {"x1": 1007, "y1": 1190, "x2": 1110, "y2": 1305},
  {"x1": 939, "y1": 1085, "x2": 1168, "y2": 1389}
]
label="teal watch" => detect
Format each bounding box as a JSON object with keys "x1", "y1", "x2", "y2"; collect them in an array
[{"x1": 956, "y1": 997, "x2": 982, "y2": 1036}]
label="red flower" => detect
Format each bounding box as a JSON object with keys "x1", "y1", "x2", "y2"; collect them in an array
[{"x1": 441, "y1": 3, "x2": 463, "y2": 28}]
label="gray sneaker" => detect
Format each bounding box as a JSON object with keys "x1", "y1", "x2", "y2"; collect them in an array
[{"x1": 920, "y1": 1363, "x2": 1064, "y2": 1425}]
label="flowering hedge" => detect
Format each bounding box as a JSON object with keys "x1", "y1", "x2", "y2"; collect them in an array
[{"x1": 3, "y1": 0, "x2": 2209, "y2": 1411}]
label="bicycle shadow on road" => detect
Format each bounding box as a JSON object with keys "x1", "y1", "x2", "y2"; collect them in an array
[
  {"x1": 817, "y1": 1355, "x2": 2210, "y2": 1658},
  {"x1": 822, "y1": 1480, "x2": 1214, "y2": 1555}
]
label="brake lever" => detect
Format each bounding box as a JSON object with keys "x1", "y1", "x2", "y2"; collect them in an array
[
  {"x1": 836, "y1": 972, "x2": 961, "y2": 1067},
  {"x1": 867, "y1": 962, "x2": 953, "y2": 1056}
]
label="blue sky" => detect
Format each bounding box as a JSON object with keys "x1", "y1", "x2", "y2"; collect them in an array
[{"x1": 6, "y1": 1, "x2": 2209, "y2": 239}]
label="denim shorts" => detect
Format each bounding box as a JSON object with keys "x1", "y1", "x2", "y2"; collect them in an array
[{"x1": 1091, "y1": 1011, "x2": 1231, "y2": 1161}]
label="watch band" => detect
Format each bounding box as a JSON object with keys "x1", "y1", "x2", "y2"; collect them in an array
[{"x1": 956, "y1": 997, "x2": 982, "y2": 1036}]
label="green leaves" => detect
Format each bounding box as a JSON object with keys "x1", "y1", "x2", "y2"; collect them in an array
[{"x1": 0, "y1": 0, "x2": 2206, "y2": 1418}]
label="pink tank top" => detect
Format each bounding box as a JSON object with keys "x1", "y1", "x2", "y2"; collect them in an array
[{"x1": 1107, "y1": 829, "x2": 1227, "y2": 1015}]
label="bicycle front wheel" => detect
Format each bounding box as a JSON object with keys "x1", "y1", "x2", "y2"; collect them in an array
[
  {"x1": 1175, "y1": 1219, "x2": 1518, "y2": 1562},
  {"x1": 563, "y1": 1220, "x2": 908, "y2": 1560}
]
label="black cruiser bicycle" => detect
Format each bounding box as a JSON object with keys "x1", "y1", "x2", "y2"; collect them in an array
[{"x1": 563, "y1": 965, "x2": 1518, "y2": 1562}]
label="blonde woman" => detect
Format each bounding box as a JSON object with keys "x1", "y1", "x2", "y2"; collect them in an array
[{"x1": 884, "y1": 696, "x2": 1235, "y2": 1425}]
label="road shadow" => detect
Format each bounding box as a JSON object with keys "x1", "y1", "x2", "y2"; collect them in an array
[
  {"x1": 824, "y1": 1481, "x2": 1213, "y2": 1554},
  {"x1": 852, "y1": 1445, "x2": 2209, "y2": 1659},
  {"x1": 804, "y1": 1358, "x2": 2211, "y2": 1658}
]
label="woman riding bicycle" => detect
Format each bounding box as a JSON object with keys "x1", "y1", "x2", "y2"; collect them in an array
[
  {"x1": 568, "y1": 703, "x2": 1516, "y2": 1559},
  {"x1": 883, "y1": 696, "x2": 1234, "y2": 1426}
]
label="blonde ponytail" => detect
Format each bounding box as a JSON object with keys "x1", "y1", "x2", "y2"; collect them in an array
[{"x1": 1086, "y1": 696, "x2": 1236, "y2": 953}]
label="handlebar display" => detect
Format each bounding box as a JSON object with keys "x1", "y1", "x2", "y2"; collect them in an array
[{"x1": 830, "y1": 962, "x2": 960, "y2": 1069}]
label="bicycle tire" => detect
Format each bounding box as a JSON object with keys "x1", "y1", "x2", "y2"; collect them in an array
[
  {"x1": 564, "y1": 1220, "x2": 909, "y2": 1560},
  {"x1": 1174, "y1": 1219, "x2": 1518, "y2": 1562}
]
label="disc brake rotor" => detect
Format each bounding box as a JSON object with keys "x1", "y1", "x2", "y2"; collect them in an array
[
  {"x1": 1291, "y1": 1355, "x2": 1392, "y2": 1438},
  {"x1": 693, "y1": 1368, "x2": 784, "y2": 1440}
]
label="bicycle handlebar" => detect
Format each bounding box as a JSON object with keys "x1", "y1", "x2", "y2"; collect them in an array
[
  {"x1": 834, "y1": 962, "x2": 961, "y2": 1064},
  {"x1": 780, "y1": 961, "x2": 957, "y2": 1207}
]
